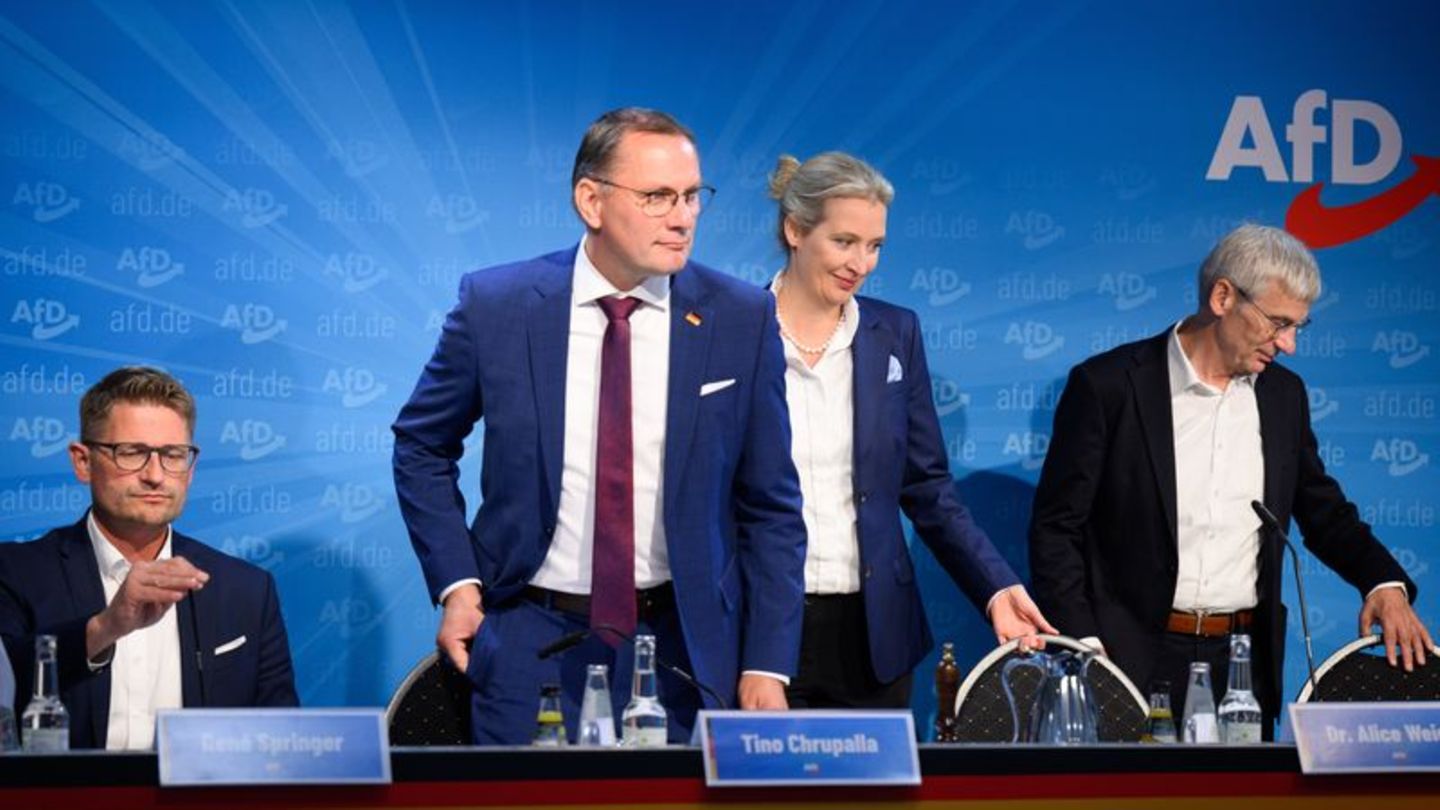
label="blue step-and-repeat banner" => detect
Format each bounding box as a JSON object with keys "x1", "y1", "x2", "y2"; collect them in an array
[{"x1": 1, "y1": 1, "x2": 1436, "y2": 731}]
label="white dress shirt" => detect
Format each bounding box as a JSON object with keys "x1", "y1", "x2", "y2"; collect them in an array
[
  {"x1": 530, "y1": 236, "x2": 672, "y2": 592},
  {"x1": 87, "y1": 513, "x2": 182, "y2": 751},
  {"x1": 1167, "y1": 324, "x2": 1266, "y2": 612},
  {"x1": 771, "y1": 273, "x2": 863, "y2": 594}
]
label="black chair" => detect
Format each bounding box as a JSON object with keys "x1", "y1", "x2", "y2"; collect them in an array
[
  {"x1": 1295, "y1": 633, "x2": 1440, "y2": 703},
  {"x1": 951, "y1": 635, "x2": 1149, "y2": 742},
  {"x1": 385, "y1": 651, "x2": 473, "y2": 745}
]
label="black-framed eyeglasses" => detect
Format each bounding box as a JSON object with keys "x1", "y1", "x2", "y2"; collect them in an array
[
  {"x1": 588, "y1": 177, "x2": 716, "y2": 217},
  {"x1": 84, "y1": 441, "x2": 200, "y2": 473},
  {"x1": 1232, "y1": 282, "x2": 1311, "y2": 339}
]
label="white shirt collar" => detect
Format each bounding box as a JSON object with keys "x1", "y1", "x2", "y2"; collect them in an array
[
  {"x1": 1167, "y1": 321, "x2": 1254, "y2": 398},
  {"x1": 572, "y1": 234, "x2": 671, "y2": 311},
  {"x1": 87, "y1": 511, "x2": 173, "y2": 583}
]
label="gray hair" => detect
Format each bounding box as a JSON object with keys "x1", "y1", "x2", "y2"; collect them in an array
[
  {"x1": 767, "y1": 152, "x2": 894, "y2": 252},
  {"x1": 1198, "y1": 224, "x2": 1322, "y2": 304},
  {"x1": 570, "y1": 107, "x2": 696, "y2": 189}
]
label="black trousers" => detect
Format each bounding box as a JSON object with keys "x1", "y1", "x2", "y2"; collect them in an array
[{"x1": 785, "y1": 593, "x2": 912, "y2": 709}]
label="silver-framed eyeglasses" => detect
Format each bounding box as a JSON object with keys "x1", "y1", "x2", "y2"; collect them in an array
[
  {"x1": 588, "y1": 177, "x2": 715, "y2": 217},
  {"x1": 1232, "y1": 283, "x2": 1311, "y2": 339},
  {"x1": 84, "y1": 441, "x2": 200, "y2": 473}
]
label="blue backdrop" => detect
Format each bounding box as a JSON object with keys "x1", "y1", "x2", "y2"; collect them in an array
[{"x1": 2, "y1": 0, "x2": 1436, "y2": 734}]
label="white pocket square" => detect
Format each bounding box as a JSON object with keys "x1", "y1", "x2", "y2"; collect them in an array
[
  {"x1": 214, "y1": 635, "x2": 247, "y2": 656},
  {"x1": 886, "y1": 355, "x2": 904, "y2": 383},
  {"x1": 700, "y1": 378, "x2": 736, "y2": 396}
]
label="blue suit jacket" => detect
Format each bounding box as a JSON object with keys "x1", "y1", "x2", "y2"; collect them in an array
[
  {"x1": 0, "y1": 517, "x2": 299, "y2": 749},
  {"x1": 851, "y1": 298, "x2": 1020, "y2": 683},
  {"x1": 392, "y1": 247, "x2": 807, "y2": 701}
]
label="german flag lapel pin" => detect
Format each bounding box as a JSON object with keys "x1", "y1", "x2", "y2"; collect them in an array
[{"x1": 685, "y1": 311, "x2": 702, "y2": 327}]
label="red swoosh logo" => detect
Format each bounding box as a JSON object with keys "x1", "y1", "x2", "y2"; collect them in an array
[{"x1": 1285, "y1": 155, "x2": 1440, "y2": 249}]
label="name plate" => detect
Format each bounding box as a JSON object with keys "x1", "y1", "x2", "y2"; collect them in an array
[
  {"x1": 697, "y1": 710, "x2": 919, "y2": 786},
  {"x1": 157, "y1": 708, "x2": 391, "y2": 786},
  {"x1": 1290, "y1": 702, "x2": 1440, "y2": 773}
]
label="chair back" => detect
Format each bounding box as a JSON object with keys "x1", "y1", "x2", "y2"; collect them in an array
[
  {"x1": 385, "y1": 651, "x2": 473, "y2": 746},
  {"x1": 951, "y1": 635, "x2": 1148, "y2": 742},
  {"x1": 1295, "y1": 634, "x2": 1440, "y2": 703}
]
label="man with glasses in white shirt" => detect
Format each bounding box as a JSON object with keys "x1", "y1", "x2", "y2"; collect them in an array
[
  {"x1": 1030, "y1": 224, "x2": 1434, "y2": 737},
  {"x1": 0, "y1": 366, "x2": 297, "y2": 749}
]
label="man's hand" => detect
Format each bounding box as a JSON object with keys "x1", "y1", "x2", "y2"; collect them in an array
[
  {"x1": 737, "y1": 673, "x2": 788, "y2": 710},
  {"x1": 989, "y1": 585, "x2": 1059, "y2": 652},
  {"x1": 438, "y1": 584, "x2": 484, "y2": 672},
  {"x1": 1360, "y1": 586, "x2": 1435, "y2": 672},
  {"x1": 86, "y1": 556, "x2": 209, "y2": 660}
]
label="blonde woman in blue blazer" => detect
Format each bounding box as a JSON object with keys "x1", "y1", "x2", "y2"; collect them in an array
[{"x1": 766, "y1": 152, "x2": 1055, "y2": 708}]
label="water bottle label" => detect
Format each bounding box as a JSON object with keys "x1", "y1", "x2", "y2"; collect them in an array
[
  {"x1": 623, "y1": 726, "x2": 667, "y2": 747},
  {"x1": 22, "y1": 726, "x2": 68, "y2": 753},
  {"x1": 1223, "y1": 722, "x2": 1262, "y2": 744},
  {"x1": 1185, "y1": 714, "x2": 1219, "y2": 743}
]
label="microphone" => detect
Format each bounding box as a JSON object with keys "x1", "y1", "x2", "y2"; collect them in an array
[
  {"x1": 537, "y1": 624, "x2": 729, "y2": 709},
  {"x1": 1251, "y1": 500, "x2": 1318, "y2": 699}
]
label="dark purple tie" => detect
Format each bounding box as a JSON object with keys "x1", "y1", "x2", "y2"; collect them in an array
[{"x1": 591, "y1": 296, "x2": 641, "y2": 645}]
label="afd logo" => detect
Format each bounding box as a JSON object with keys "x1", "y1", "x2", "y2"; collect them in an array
[
  {"x1": 221, "y1": 303, "x2": 287, "y2": 344},
  {"x1": 911, "y1": 158, "x2": 972, "y2": 196},
  {"x1": 1371, "y1": 330, "x2": 1430, "y2": 369},
  {"x1": 324, "y1": 252, "x2": 389, "y2": 294},
  {"x1": 319, "y1": 597, "x2": 383, "y2": 639},
  {"x1": 321, "y1": 483, "x2": 385, "y2": 524},
  {"x1": 931, "y1": 378, "x2": 971, "y2": 418},
  {"x1": 322, "y1": 367, "x2": 387, "y2": 408},
  {"x1": 1308, "y1": 387, "x2": 1340, "y2": 422},
  {"x1": 427, "y1": 194, "x2": 488, "y2": 234},
  {"x1": 116, "y1": 246, "x2": 185, "y2": 288},
  {"x1": 12, "y1": 298, "x2": 79, "y2": 341},
  {"x1": 1099, "y1": 164, "x2": 1158, "y2": 201},
  {"x1": 222, "y1": 188, "x2": 287, "y2": 228},
  {"x1": 1004, "y1": 321, "x2": 1064, "y2": 361},
  {"x1": 219, "y1": 419, "x2": 286, "y2": 461},
  {"x1": 1097, "y1": 273, "x2": 1157, "y2": 312},
  {"x1": 1370, "y1": 438, "x2": 1428, "y2": 477},
  {"x1": 1207, "y1": 89, "x2": 1437, "y2": 249},
  {"x1": 219, "y1": 535, "x2": 284, "y2": 570},
  {"x1": 1002, "y1": 431, "x2": 1049, "y2": 471},
  {"x1": 328, "y1": 138, "x2": 388, "y2": 178},
  {"x1": 910, "y1": 266, "x2": 972, "y2": 307},
  {"x1": 1387, "y1": 546, "x2": 1430, "y2": 579},
  {"x1": 12, "y1": 181, "x2": 79, "y2": 223},
  {"x1": 1005, "y1": 210, "x2": 1065, "y2": 250},
  {"x1": 9, "y1": 416, "x2": 74, "y2": 458}
]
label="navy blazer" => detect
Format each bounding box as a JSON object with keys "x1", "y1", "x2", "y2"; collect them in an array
[
  {"x1": 0, "y1": 517, "x2": 299, "y2": 749},
  {"x1": 392, "y1": 247, "x2": 807, "y2": 701},
  {"x1": 851, "y1": 298, "x2": 1020, "y2": 683},
  {"x1": 1029, "y1": 330, "x2": 1415, "y2": 715}
]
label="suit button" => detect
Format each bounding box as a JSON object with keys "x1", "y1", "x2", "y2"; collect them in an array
[
  {"x1": 864, "y1": 565, "x2": 872, "y2": 579},
  {"x1": 544, "y1": 524, "x2": 555, "y2": 536},
  {"x1": 858, "y1": 492, "x2": 869, "y2": 505}
]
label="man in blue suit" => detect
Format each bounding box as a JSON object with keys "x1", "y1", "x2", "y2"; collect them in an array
[
  {"x1": 393, "y1": 108, "x2": 807, "y2": 744},
  {"x1": 0, "y1": 367, "x2": 298, "y2": 750}
]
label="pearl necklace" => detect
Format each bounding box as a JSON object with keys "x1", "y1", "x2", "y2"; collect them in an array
[{"x1": 774, "y1": 273, "x2": 846, "y2": 356}]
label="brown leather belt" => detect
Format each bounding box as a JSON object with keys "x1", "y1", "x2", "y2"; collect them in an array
[
  {"x1": 1167, "y1": 609, "x2": 1254, "y2": 638},
  {"x1": 523, "y1": 583, "x2": 675, "y2": 623}
]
